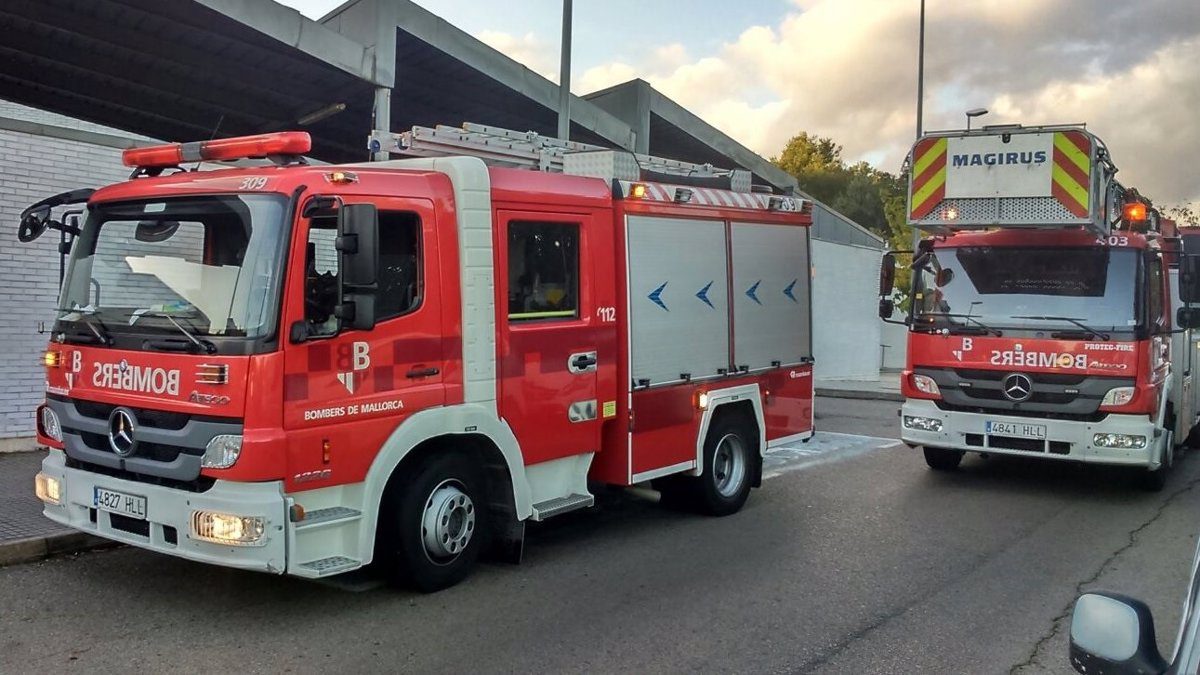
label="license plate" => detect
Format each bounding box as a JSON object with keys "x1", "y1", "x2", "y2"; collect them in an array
[
  {"x1": 985, "y1": 421, "x2": 1047, "y2": 440},
  {"x1": 93, "y1": 487, "x2": 147, "y2": 520}
]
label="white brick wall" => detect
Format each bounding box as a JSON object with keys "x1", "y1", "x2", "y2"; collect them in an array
[{"x1": 0, "y1": 112, "x2": 137, "y2": 439}]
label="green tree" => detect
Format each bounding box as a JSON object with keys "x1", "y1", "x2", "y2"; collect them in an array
[{"x1": 773, "y1": 130, "x2": 914, "y2": 304}]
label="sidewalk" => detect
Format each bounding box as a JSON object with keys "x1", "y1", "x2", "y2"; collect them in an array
[
  {"x1": 815, "y1": 372, "x2": 903, "y2": 402},
  {"x1": 0, "y1": 448, "x2": 107, "y2": 566}
]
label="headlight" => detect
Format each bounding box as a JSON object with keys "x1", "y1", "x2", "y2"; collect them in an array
[
  {"x1": 1100, "y1": 387, "x2": 1136, "y2": 407},
  {"x1": 35, "y1": 473, "x2": 62, "y2": 505},
  {"x1": 903, "y1": 415, "x2": 943, "y2": 432},
  {"x1": 202, "y1": 435, "x2": 242, "y2": 469},
  {"x1": 1093, "y1": 433, "x2": 1147, "y2": 449},
  {"x1": 912, "y1": 374, "x2": 941, "y2": 396},
  {"x1": 190, "y1": 511, "x2": 265, "y2": 546},
  {"x1": 39, "y1": 405, "x2": 62, "y2": 442}
]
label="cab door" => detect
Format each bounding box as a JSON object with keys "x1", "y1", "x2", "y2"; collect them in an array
[
  {"x1": 280, "y1": 196, "x2": 445, "y2": 487},
  {"x1": 497, "y1": 210, "x2": 601, "y2": 465}
]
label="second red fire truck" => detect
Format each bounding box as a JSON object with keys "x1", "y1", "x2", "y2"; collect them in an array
[
  {"x1": 23, "y1": 124, "x2": 814, "y2": 591},
  {"x1": 881, "y1": 123, "x2": 1200, "y2": 490}
]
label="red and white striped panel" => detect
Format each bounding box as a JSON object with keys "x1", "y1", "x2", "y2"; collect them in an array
[{"x1": 628, "y1": 181, "x2": 806, "y2": 213}]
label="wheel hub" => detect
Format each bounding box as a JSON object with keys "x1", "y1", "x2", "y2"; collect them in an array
[
  {"x1": 713, "y1": 433, "x2": 748, "y2": 498},
  {"x1": 421, "y1": 480, "x2": 476, "y2": 563}
]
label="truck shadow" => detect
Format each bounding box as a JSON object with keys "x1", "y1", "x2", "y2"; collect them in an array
[{"x1": 924, "y1": 447, "x2": 1196, "y2": 500}]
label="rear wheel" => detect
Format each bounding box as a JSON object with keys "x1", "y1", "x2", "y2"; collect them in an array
[
  {"x1": 923, "y1": 446, "x2": 964, "y2": 471},
  {"x1": 663, "y1": 412, "x2": 758, "y2": 516},
  {"x1": 379, "y1": 452, "x2": 489, "y2": 593}
]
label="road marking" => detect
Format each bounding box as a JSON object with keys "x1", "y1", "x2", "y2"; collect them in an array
[{"x1": 763, "y1": 431, "x2": 900, "y2": 479}]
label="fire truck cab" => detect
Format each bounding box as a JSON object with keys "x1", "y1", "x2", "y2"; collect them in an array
[
  {"x1": 880, "y1": 124, "x2": 1200, "y2": 490},
  {"x1": 23, "y1": 127, "x2": 815, "y2": 591}
]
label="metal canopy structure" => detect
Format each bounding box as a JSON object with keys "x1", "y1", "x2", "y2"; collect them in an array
[
  {"x1": 0, "y1": 0, "x2": 881, "y2": 250},
  {"x1": 0, "y1": 0, "x2": 379, "y2": 161}
]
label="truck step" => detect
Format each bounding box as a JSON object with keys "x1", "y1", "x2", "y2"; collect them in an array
[
  {"x1": 297, "y1": 555, "x2": 361, "y2": 577},
  {"x1": 530, "y1": 493, "x2": 595, "y2": 521},
  {"x1": 295, "y1": 506, "x2": 362, "y2": 530}
]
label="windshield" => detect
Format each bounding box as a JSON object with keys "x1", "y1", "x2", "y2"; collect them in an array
[
  {"x1": 912, "y1": 246, "x2": 1139, "y2": 333},
  {"x1": 57, "y1": 194, "x2": 288, "y2": 342}
]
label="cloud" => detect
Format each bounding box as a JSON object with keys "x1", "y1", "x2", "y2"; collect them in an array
[
  {"x1": 475, "y1": 1, "x2": 1200, "y2": 208},
  {"x1": 476, "y1": 30, "x2": 561, "y2": 82}
]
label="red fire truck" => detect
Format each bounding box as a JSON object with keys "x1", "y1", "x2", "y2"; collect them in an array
[
  {"x1": 21, "y1": 125, "x2": 814, "y2": 591},
  {"x1": 880, "y1": 124, "x2": 1200, "y2": 490}
]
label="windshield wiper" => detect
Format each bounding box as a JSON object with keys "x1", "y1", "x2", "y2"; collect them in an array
[
  {"x1": 1010, "y1": 315, "x2": 1111, "y2": 341},
  {"x1": 58, "y1": 309, "x2": 113, "y2": 346},
  {"x1": 133, "y1": 311, "x2": 216, "y2": 354},
  {"x1": 919, "y1": 312, "x2": 1002, "y2": 336}
]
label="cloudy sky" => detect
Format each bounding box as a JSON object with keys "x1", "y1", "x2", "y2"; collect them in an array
[{"x1": 284, "y1": 0, "x2": 1200, "y2": 210}]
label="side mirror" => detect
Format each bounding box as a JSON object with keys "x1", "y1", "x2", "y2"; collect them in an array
[
  {"x1": 1178, "y1": 307, "x2": 1200, "y2": 329},
  {"x1": 1069, "y1": 592, "x2": 1166, "y2": 675},
  {"x1": 1180, "y1": 255, "x2": 1200, "y2": 304},
  {"x1": 336, "y1": 203, "x2": 379, "y2": 331},
  {"x1": 336, "y1": 204, "x2": 379, "y2": 287},
  {"x1": 878, "y1": 298, "x2": 895, "y2": 320},
  {"x1": 17, "y1": 206, "x2": 51, "y2": 243},
  {"x1": 879, "y1": 252, "x2": 896, "y2": 297}
]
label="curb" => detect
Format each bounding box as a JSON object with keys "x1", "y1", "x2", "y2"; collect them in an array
[
  {"x1": 815, "y1": 388, "x2": 904, "y2": 403},
  {"x1": 0, "y1": 532, "x2": 116, "y2": 567}
]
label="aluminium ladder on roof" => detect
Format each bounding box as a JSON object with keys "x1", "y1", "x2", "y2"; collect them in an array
[{"x1": 367, "y1": 123, "x2": 753, "y2": 190}]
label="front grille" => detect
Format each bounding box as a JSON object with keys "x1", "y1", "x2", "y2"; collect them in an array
[
  {"x1": 109, "y1": 512, "x2": 150, "y2": 538},
  {"x1": 74, "y1": 399, "x2": 191, "y2": 430},
  {"x1": 954, "y1": 369, "x2": 1087, "y2": 386},
  {"x1": 989, "y1": 435, "x2": 1044, "y2": 452},
  {"x1": 76, "y1": 431, "x2": 202, "y2": 463},
  {"x1": 934, "y1": 400, "x2": 1108, "y2": 422},
  {"x1": 66, "y1": 456, "x2": 215, "y2": 493}
]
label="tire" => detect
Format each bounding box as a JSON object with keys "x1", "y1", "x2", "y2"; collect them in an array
[
  {"x1": 686, "y1": 412, "x2": 758, "y2": 516},
  {"x1": 923, "y1": 446, "x2": 964, "y2": 471},
  {"x1": 378, "y1": 452, "x2": 489, "y2": 593},
  {"x1": 1140, "y1": 430, "x2": 1173, "y2": 492}
]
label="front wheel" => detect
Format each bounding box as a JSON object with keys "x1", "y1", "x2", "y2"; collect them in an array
[
  {"x1": 923, "y1": 446, "x2": 964, "y2": 471},
  {"x1": 1140, "y1": 430, "x2": 1174, "y2": 492},
  {"x1": 378, "y1": 452, "x2": 489, "y2": 593}
]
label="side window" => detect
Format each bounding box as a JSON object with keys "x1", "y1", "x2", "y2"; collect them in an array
[
  {"x1": 1148, "y1": 257, "x2": 1164, "y2": 327},
  {"x1": 304, "y1": 219, "x2": 339, "y2": 338},
  {"x1": 376, "y1": 211, "x2": 422, "y2": 321},
  {"x1": 507, "y1": 221, "x2": 579, "y2": 321}
]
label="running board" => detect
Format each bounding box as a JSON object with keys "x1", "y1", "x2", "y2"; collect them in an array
[
  {"x1": 294, "y1": 506, "x2": 361, "y2": 531},
  {"x1": 296, "y1": 555, "x2": 362, "y2": 578},
  {"x1": 530, "y1": 493, "x2": 595, "y2": 521}
]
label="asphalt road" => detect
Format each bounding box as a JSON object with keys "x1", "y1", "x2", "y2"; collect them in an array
[{"x1": 2, "y1": 398, "x2": 1198, "y2": 675}]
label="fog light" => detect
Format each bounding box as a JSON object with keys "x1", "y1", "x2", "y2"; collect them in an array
[
  {"x1": 190, "y1": 510, "x2": 265, "y2": 546},
  {"x1": 35, "y1": 473, "x2": 62, "y2": 505},
  {"x1": 202, "y1": 434, "x2": 242, "y2": 469},
  {"x1": 39, "y1": 405, "x2": 62, "y2": 442},
  {"x1": 1100, "y1": 387, "x2": 1135, "y2": 407},
  {"x1": 912, "y1": 374, "x2": 941, "y2": 396},
  {"x1": 1092, "y1": 433, "x2": 1147, "y2": 449},
  {"x1": 903, "y1": 415, "x2": 943, "y2": 432}
]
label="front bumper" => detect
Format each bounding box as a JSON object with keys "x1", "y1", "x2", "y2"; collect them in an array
[
  {"x1": 38, "y1": 450, "x2": 288, "y2": 573},
  {"x1": 900, "y1": 399, "x2": 1163, "y2": 468}
]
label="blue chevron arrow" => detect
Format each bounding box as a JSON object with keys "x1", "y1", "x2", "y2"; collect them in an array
[
  {"x1": 783, "y1": 279, "x2": 798, "y2": 303},
  {"x1": 746, "y1": 280, "x2": 762, "y2": 305},
  {"x1": 696, "y1": 281, "x2": 714, "y2": 308},
  {"x1": 648, "y1": 281, "x2": 669, "y2": 311}
]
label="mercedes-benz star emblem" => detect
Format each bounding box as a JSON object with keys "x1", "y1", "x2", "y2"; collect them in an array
[
  {"x1": 1002, "y1": 373, "x2": 1033, "y2": 402},
  {"x1": 108, "y1": 407, "x2": 138, "y2": 457}
]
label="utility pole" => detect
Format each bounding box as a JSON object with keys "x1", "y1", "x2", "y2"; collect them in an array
[
  {"x1": 911, "y1": 0, "x2": 926, "y2": 252},
  {"x1": 557, "y1": 0, "x2": 573, "y2": 141}
]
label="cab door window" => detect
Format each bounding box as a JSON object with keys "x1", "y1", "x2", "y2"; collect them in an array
[
  {"x1": 507, "y1": 221, "x2": 579, "y2": 321},
  {"x1": 302, "y1": 210, "x2": 422, "y2": 338},
  {"x1": 303, "y1": 218, "x2": 339, "y2": 338}
]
